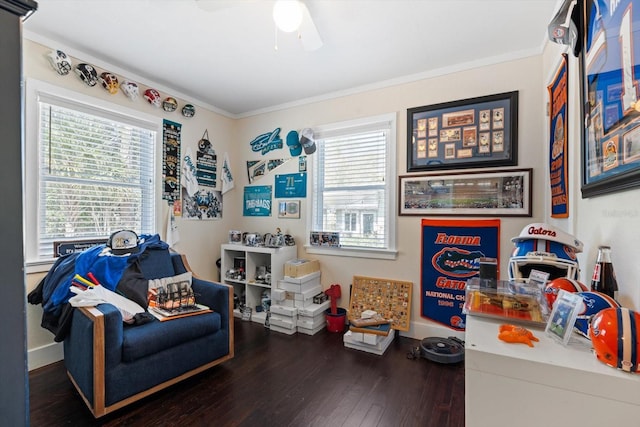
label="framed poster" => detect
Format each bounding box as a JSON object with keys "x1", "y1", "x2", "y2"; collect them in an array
[
  {"x1": 580, "y1": 0, "x2": 640, "y2": 197},
  {"x1": 274, "y1": 173, "x2": 307, "y2": 198},
  {"x1": 399, "y1": 168, "x2": 532, "y2": 217},
  {"x1": 243, "y1": 185, "x2": 272, "y2": 217},
  {"x1": 548, "y1": 54, "x2": 569, "y2": 217},
  {"x1": 407, "y1": 91, "x2": 518, "y2": 171},
  {"x1": 421, "y1": 218, "x2": 500, "y2": 331}
]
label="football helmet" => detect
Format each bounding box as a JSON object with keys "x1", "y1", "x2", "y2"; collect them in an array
[
  {"x1": 574, "y1": 291, "x2": 620, "y2": 338},
  {"x1": 121, "y1": 80, "x2": 139, "y2": 101},
  {"x1": 144, "y1": 88, "x2": 162, "y2": 108},
  {"x1": 590, "y1": 307, "x2": 640, "y2": 373},
  {"x1": 99, "y1": 72, "x2": 119, "y2": 94},
  {"x1": 508, "y1": 223, "x2": 583, "y2": 282},
  {"x1": 544, "y1": 278, "x2": 588, "y2": 309},
  {"x1": 163, "y1": 97, "x2": 178, "y2": 112},
  {"x1": 47, "y1": 49, "x2": 72, "y2": 75},
  {"x1": 75, "y1": 63, "x2": 98, "y2": 87},
  {"x1": 182, "y1": 104, "x2": 196, "y2": 118}
]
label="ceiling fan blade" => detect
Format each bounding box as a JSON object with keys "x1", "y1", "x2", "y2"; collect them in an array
[{"x1": 299, "y1": 2, "x2": 323, "y2": 51}]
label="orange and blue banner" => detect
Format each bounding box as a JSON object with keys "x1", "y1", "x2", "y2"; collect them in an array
[
  {"x1": 548, "y1": 53, "x2": 569, "y2": 218},
  {"x1": 421, "y1": 218, "x2": 500, "y2": 331}
]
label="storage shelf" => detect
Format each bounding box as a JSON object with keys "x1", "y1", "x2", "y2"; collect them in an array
[{"x1": 221, "y1": 243, "x2": 297, "y2": 316}]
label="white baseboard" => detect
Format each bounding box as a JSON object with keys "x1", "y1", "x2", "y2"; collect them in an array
[
  {"x1": 399, "y1": 319, "x2": 465, "y2": 342},
  {"x1": 28, "y1": 342, "x2": 63, "y2": 371}
]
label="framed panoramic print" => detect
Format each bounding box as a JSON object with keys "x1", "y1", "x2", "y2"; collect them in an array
[
  {"x1": 580, "y1": 0, "x2": 640, "y2": 197},
  {"x1": 407, "y1": 91, "x2": 518, "y2": 172},
  {"x1": 399, "y1": 168, "x2": 531, "y2": 217}
]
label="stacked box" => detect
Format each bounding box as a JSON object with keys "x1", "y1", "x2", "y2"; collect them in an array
[
  {"x1": 284, "y1": 259, "x2": 320, "y2": 278},
  {"x1": 343, "y1": 330, "x2": 395, "y2": 355},
  {"x1": 278, "y1": 270, "x2": 321, "y2": 293},
  {"x1": 269, "y1": 304, "x2": 297, "y2": 335},
  {"x1": 297, "y1": 300, "x2": 330, "y2": 335}
]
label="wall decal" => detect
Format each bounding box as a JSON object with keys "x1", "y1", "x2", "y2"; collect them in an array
[{"x1": 250, "y1": 128, "x2": 283, "y2": 155}]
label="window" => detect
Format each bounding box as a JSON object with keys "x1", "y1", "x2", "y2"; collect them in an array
[
  {"x1": 344, "y1": 212, "x2": 358, "y2": 232},
  {"x1": 25, "y1": 80, "x2": 159, "y2": 264},
  {"x1": 310, "y1": 113, "x2": 397, "y2": 258}
]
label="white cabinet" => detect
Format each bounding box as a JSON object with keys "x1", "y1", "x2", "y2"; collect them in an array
[
  {"x1": 465, "y1": 315, "x2": 640, "y2": 427},
  {"x1": 221, "y1": 243, "x2": 297, "y2": 324}
]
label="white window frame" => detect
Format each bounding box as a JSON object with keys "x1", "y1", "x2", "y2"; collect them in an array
[
  {"x1": 24, "y1": 79, "x2": 162, "y2": 272},
  {"x1": 306, "y1": 113, "x2": 397, "y2": 260}
]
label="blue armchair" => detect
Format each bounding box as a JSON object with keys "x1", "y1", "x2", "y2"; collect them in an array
[{"x1": 63, "y1": 253, "x2": 233, "y2": 417}]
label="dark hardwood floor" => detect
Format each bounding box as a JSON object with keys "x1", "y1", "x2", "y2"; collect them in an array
[{"x1": 29, "y1": 319, "x2": 465, "y2": 427}]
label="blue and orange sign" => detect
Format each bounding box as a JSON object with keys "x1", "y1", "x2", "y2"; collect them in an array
[{"x1": 421, "y1": 219, "x2": 500, "y2": 330}]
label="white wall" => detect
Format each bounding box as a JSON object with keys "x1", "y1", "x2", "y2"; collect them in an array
[
  {"x1": 25, "y1": 39, "x2": 550, "y2": 368},
  {"x1": 235, "y1": 55, "x2": 548, "y2": 340},
  {"x1": 542, "y1": 43, "x2": 640, "y2": 312},
  {"x1": 24, "y1": 39, "x2": 238, "y2": 368}
]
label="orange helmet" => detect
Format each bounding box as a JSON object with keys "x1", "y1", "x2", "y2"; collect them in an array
[
  {"x1": 589, "y1": 307, "x2": 640, "y2": 373},
  {"x1": 543, "y1": 278, "x2": 588, "y2": 308}
]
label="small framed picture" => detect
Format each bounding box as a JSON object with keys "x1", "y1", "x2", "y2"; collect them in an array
[
  {"x1": 545, "y1": 289, "x2": 582, "y2": 346},
  {"x1": 229, "y1": 230, "x2": 242, "y2": 244},
  {"x1": 278, "y1": 200, "x2": 300, "y2": 219}
]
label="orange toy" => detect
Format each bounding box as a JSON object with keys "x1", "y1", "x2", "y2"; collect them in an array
[{"x1": 498, "y1": 324, "x2": 539, "y2": 347}]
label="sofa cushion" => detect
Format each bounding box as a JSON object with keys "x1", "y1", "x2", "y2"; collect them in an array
[{"x1": 121, "y1": 311, "x2": 221, "y2": 362}]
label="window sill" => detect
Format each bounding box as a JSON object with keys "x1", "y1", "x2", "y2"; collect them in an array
[
  {"x1": 25, "y1": 259, "x2": 55, "y2": 275},
  {"x1": 304, "y1": 245, "x2": 398, "y2": 260}
]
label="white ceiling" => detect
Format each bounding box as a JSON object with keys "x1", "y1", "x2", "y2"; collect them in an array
[{"x1": 24, "y1": 0, "x2": 561, "y2": 117}]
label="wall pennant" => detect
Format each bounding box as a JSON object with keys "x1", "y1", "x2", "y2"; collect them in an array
[
  {"x1": 162, "y1": 119, "x2": 181, "y2": 201},
  {"x1": 222, "y1": 152, "x2": 235, "y2": 194},
  {"x1": 250, "y1": 128, "x2": 283, "y2": 155},
  {"x1": 246, "y1": 158, "x2": 293, "y2": 184},
  {"x1": 548, "y1": 54, "x2": 569, "y2": 218}
]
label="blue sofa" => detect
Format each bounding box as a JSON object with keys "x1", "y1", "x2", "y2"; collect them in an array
[{"x1": 63, "y1": 253, "x2": 233, "y2": 417}]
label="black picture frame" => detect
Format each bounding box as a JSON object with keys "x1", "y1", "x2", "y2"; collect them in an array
[
  {"x1": 407, "y1": 91, "x2": 518, "y2": 172},
  {"x1": 399, "y1": 168, "x2": 532, "y2": 217},
  {"x1": 580, "y1": 0, "x2": 640, "y2": 198}
]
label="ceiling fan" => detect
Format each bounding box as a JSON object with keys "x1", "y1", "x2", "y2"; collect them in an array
[{"x1": 195, "y1": 0, "x2": 323, "y2": 51}]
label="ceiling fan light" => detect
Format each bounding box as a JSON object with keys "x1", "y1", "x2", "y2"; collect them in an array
[{"x1": 273, "y1": 0, "x2": 303, "y2": 33}]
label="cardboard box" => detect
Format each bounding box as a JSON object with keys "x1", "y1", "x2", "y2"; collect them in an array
[
  {"x1": 270, "y1": 324, "x2": 297, "y2": 335},
  {"x1": 284, "y1": 259, "x2": 320, "y2": 278}
]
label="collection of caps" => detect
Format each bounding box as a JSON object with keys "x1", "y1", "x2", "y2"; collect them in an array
[{"x1": 46, "y1": 49, "x2": 196, "y2": 117}]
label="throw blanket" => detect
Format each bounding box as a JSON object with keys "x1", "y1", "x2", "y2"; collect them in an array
[{"x1": 29, "y1": 234, "x2": 168, "y2": 341}]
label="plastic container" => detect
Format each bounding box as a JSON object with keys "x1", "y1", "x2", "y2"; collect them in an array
[{"x1": 325, "y1": 307, "x2": 346, "y2": 333}]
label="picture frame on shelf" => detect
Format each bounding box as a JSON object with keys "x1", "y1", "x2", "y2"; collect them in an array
[
  {"x1": 407, "y1": 91, "x2": 518, "y2": 172},
  {"x1": 579, "y1": 0, "x2": 640, "y2": 197},
  {"x1": 399, "y1": 168, "x2": 532, "y2": 217}
]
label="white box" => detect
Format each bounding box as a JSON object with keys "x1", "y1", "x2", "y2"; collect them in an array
[
  {"x1": 271, "y1": 288, "x2": 286, "y2": 303},
  {"x1": 297, "y1": 300, "x2": 330, "y2": 317},
  {"x1": 343, "y1": 330, "x2": 395, "y2": 355},
  {"x1": 270, "y1": 324, "x2": 297, "y2": 335},
  {"x1": 294, "y1": 284, "x2": 323, "y2": 301},
  {"x1": 297, "y1": 314, "x2": 325, "y2": 329},
  {"x1": 270, "y1": 304, "x2": 298, "y2": 317},
  {"x1": 270, "y1": 315, "x2": 297, "y2": 329},
  {"x1": 297, "y1": 323, "x2": 325, "y2": 335}
]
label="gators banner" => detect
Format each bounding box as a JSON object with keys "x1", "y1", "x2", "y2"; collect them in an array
[
  {"x1": 421, "y1": 219, "x2": 500, "y2": 331},
  {"x1": 548, "y1": 53, "x2": 569, "y2": 218}
]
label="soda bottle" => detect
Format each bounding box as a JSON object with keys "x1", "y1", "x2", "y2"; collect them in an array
[{"x1": 590, "y1": 245, "x2": 619, "y2": 300}]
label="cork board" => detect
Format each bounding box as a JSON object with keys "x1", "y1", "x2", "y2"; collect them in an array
[{"x1": 349, "y1": 275, "x2": 413, "y2": 331}]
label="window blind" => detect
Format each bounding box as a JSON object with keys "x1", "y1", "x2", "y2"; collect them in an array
[
  {"x1": 313, "y1": 120, "x2": 391, "y2": 249},
  {"x1": 37, "y1": 100, "x2": 156, "y2": 259}
]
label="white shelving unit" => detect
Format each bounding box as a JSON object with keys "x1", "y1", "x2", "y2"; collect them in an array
[{"x1": 221, "y1": 243, "x2": 297, "y2": 324}]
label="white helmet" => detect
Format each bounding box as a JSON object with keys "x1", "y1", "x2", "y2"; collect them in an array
[
  {"x1": 121, "y1": 80, "x2": 139, "y2": 101},
  {"x1": 509, "y1": 223, "x2": 583, "y2": 282},
  {"x1": 47, "y1": 49, "x2": 72, "y2": 76}
]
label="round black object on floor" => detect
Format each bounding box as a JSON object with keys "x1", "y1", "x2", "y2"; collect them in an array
[{"x1": 420, "y1": 336, "x2": 465, "y2": 364}]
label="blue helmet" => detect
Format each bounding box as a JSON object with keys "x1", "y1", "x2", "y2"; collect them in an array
[
  {"x1": 509, "y1": 223, "x2": 583, "y2": 282},
  {"x1": 574, "y1": 291, "x2": 620, "y2": 338}
]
